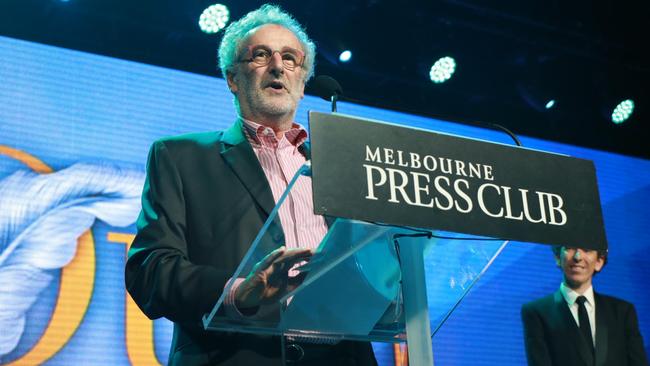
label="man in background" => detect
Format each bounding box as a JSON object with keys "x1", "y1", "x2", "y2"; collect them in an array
[
  {"x1": 521, "y1": 245, "x2": 648, "y2": 366},
  {"x1": 125, "y1": 4, "x2": 376, "y2": 365}
]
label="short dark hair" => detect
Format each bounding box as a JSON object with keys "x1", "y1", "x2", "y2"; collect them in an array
[{"x1": 552, "y1": 245, "x2": 608, "y2": 268}]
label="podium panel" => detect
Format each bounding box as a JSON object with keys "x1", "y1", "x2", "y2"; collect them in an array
[{"x1": 202, "y1": 172, "x2": 508, "y2": 344}]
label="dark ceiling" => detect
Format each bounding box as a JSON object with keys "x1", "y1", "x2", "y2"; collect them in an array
[{"x1": 2, "y1": 0, "x2": 648, "y2": 158}]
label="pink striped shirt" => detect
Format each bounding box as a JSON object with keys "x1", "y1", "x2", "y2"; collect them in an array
[
  {"x1": 225, "y1": 118, "x2": 328, "y2": 315},
  {"x1": 241, "y1": 118, "x2": 328, "y2": 250}
]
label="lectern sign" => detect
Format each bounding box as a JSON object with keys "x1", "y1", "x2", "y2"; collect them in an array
[{"x1": 309, "y1": 112, "x2": 607, "y2": 250}]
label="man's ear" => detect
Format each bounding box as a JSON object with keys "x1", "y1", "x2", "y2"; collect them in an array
[
  {"x1": 594, "y1": 256, "x2": 605, "y2": 273},
  {"x1": 226, "y1": 71, "x2": 238, "y2": 94},
  {"x1": 298, "y1": 75, "x2": 306, "y2": 99}
]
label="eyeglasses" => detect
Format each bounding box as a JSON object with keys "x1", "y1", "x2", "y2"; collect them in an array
[{"x1": 238, "y1": 45, "x2": 305, "y2": 71}]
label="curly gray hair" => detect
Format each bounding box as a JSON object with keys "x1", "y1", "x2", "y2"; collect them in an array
[{"x1": 218, "y1": 4, "x2": 316, "y2": 82}]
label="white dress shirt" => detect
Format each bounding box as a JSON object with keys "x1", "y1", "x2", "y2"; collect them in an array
[{"x1": 559, "y1": 282, "x2": 597, "y2": 347}]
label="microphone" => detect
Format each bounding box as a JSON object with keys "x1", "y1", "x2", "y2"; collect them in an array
[
  {"x1": 309, "y1": 75, "x2": 343, "y2": 113},
  {"x1": 308, "y1": 75, "x2": 523, "y2": 147}
]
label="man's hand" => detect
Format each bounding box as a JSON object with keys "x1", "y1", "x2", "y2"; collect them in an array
[{"x1": 234, "y1": 246, "x2": 313, "y2": 310}]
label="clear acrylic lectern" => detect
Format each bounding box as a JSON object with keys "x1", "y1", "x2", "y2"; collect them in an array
[{"x1": 203, "y1": 162, "x2": 509, "y2": 366}]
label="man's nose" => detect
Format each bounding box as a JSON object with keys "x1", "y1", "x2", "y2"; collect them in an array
[
  {"x1": 268, "y1": 52, "x2": 284, "y2": 74},
  {"x1": 573, "y1": 250, "x2": 582, "y2": 261}
]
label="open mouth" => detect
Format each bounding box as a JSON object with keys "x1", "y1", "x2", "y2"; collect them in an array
[{"x1": 266, "y1": 81, "x2": 286, "y2": 91}]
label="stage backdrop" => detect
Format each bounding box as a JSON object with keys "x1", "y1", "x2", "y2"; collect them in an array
[{"x1": 1, "y1": 35, "x2": 648, "y2": 365}]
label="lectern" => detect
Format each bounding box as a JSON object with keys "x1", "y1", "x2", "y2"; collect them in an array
[{"x1": 203, "y1": 112, "x2": 607, "y2": 365}]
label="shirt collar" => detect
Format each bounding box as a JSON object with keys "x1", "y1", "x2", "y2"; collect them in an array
[
  {"x1": 240, "y1": 117, "x2": 307, "y2": 148},
  {"x1": 560, "y1": 282, "x2": 595, "y2": 307}
]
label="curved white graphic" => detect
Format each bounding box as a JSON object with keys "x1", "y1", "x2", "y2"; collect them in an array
[{"x1": 0, "y1": 163, "x2": 144, "y2": 355}]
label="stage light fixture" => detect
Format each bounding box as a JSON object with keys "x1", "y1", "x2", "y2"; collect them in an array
[
  {"x1": 339, "y1": 50, "x2": 352, "y2": 63},
  {"x1": 545, "y1": 100, "x2": 555, "y2": 109},
  {"x1": 199, "y1": 4, "x2": 230, "y2": 34},
  {"x1": 429, "y1": 56, "x2": 456, "y2": 83},
  {"x1": 611, "y1": 99, "x2": 635, "y2": 124}
]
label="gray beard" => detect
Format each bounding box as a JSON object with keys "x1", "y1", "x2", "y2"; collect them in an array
[{"x1": 247, "y1": 90, "x2": 296, "y2": 117}]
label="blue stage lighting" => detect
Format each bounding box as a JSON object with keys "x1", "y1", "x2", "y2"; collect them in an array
[
  {"x1": 199, "y1": 4, "x2": 230, "y2": 34},
  {"x1": 339, "y1": 50, "x2": 352, "y2": 63},
  {"x1": 429, "y1": 56, "x2": 456, "y2": 83},
  {"x1": 611, "y1": 99, "x2": 635, "y2": 124},
  {"x1": 545, "y1": 100, "x2": 555, "y2": 109}
]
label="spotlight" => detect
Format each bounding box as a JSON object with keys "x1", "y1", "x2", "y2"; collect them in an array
[
  {"x1": 429, "y1": 56, "x2": 456, "y2": 83},
  {"x1": 545, "y1": 100, "x2": 556, "y2": 109},
  {"x1": 611, "y1": 99, "x2": 635, "y2": 124},
  {"x1": 339, "y1": 50, "x2": 352, "y2": 63},
  {"x1": 199, "y1": 4, "x2": 230, "y2": 34}
]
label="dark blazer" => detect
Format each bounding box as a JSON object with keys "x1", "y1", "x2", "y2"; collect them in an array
[
  {"x1": 125, "y1": 121, "x2": 376, "y2": 366},
  {"x1": 521, "y1": 289, "x2": 648, "y2": 366}
]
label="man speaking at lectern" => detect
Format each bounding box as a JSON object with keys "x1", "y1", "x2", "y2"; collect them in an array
[
  {"x1": 125, "y1": 4, "x2": 376, "y2": 366},
  {"x1": 521, "y1": 246, "x2": 648, "y2": 366}
]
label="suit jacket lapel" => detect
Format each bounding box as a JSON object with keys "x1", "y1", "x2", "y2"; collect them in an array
[
  {"x1": 594, "y1": 293, "x2": 608, "y2": 366},
  {"x1": 554, "y1": 290, "x2": 594, "y2": 366},
  {"x1": 220, "y1": 120, "x2": 276, "y2": 217}
]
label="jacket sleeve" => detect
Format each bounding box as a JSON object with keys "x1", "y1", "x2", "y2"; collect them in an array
[
  {"x1": 521, "y1": 303, "x2": 553, "y2": 366},
  {"x1": 124, "y1": 140, "x2": 229, "y2": 324},
  {"x1": 624, "y1": 302, "x2": 650, "y2": 366}
]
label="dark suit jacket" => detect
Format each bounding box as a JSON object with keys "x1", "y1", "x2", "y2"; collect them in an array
[
  {"x1": 521, "y1": 289, "x2": 648, "y2": 366},
  {"x1": 125, "y1": 121, "x2": 376, "y2": 366}
]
